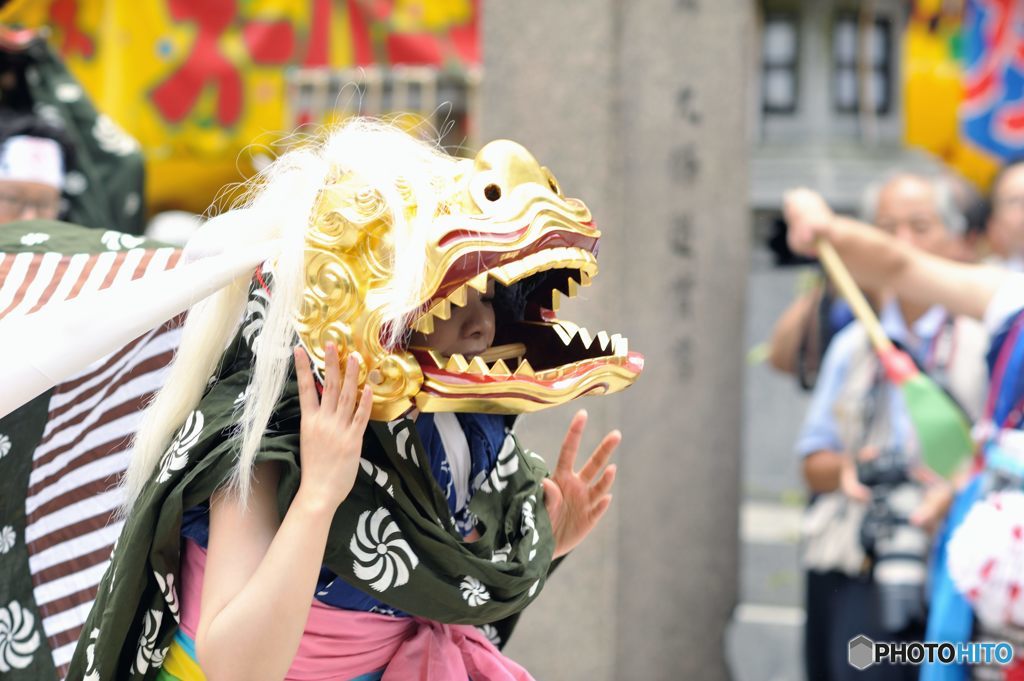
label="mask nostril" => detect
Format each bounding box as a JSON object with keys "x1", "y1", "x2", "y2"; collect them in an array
[{"x1": 484, "y1": 184, "x2": 501, "y2": 201}]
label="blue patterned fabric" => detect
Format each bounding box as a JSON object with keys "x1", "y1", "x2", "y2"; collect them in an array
[
  {"x1": 180, "y1": 412, "x2": 508, "y2": 617},
  {"x1": 986, "y1": 314, "x2": 1024, "y2": 426},
  {"x1": 921, "y1": 476, "x2": 983, "y2": 681},
  {"x1": 922, "y1": 311, "x2": 1024, "y2": 681}
]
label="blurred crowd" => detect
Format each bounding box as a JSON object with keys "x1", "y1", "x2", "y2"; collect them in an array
[{"x1": 772, "y1": 164, "x2": 1024, "y2": 681}]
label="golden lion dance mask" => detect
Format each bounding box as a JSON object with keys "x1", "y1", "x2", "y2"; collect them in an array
[{"x1": 297, "y1": 140, "x2": 643, "y2": 420}]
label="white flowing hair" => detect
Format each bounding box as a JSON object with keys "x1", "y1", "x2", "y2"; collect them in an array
[{"x1": 121, "y1": 118, "x2": 457, "y2": 514}]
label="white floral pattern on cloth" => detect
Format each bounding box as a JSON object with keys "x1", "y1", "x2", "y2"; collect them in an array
[
  {"x1": 521, "y1": 494, "x2": 540, "y2": 561},
  {"x1": 93, "y1": 114, "x2": 140, "y2": 156},
  {"x1": 0, "y1": 433, "x2": 11, "y2": 459},
  {"x1": 131, "y1": 609, "x2": 168, "y2": 675},
  {"x1": 0, "y1": 600, "x2": 41, "y2": 673},
  {"x1": 388, "y1": 419, "x2": 421, "y2": 467},
  {"x1": 241, "y1": 286, "x2": 270, "y2": 352},
  {"x1": 157, "y1": 410, "x2": 204, "y2": 483},
  {"x1": 359, "y1": 459, "x2": 394, "y2": 497},
  {"x1": 528, "y1": 579, "x2": 541, "y2": 598},
  {"x1": 491, "y1": 543, "x2": 512, "y2": 563},
  {"x1": 478, "y1": 623, "x2": 502, "y2": 647},
  {"x1": 154, "y1": 572, "x2": 180, "y2": 622},
  {"x1": 350, "y1": 507, "x2": 419, "y2": 592},
  {"x1": 100, "y1": 230, "x2": 145, "y2": 251},
  {"x1": 0, "y1": 526, "x2": 15, "y2": 554},
  {"x1": 63, "y1": 170, "x2": 87, "y2": 195},
  {"x1": 19, "y1": 232, "x2": 50, "y2": 246},
  {"x1": 460, "y1": 576, "x2": 490, "y2": 607},
  {"x1": 948, "y1": 490, "x2": 1024, "y2": 627},
  {"x1": 480, "y1": 434, "x2": 518, "y2": 493},
  {"x1": 33, "y1": 103, "x2": 61, "y2": 127},
  {"x1": 54, "y1": 82, "x2": 83, "y2": 103},
  {"x1": 124, "y1": 192, "x2": 141, "y2": 217},
  {"x1": 83, "y1": 627, "x2": 101, "y2": 681}
]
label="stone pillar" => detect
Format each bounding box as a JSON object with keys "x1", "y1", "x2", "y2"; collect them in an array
[{"x1": 482, "y1": 1, "x2": 752, "y2": 679}]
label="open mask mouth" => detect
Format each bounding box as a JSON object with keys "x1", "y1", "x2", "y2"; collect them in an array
[{"x1": 407, "y1": 246, "x2": 644, "y2": 414}]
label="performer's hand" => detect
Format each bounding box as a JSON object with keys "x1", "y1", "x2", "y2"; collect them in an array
[
  {"x1": 294, "y1": 343, "x2": 373, "y2": 513},
  {"x1": 783, "y1": 188, "x2": 834, "y2": 257},
  {"x1": 542, "y1": 410, "x2": 620, "y2": 559}
]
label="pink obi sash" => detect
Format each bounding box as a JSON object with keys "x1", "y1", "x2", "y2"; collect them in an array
[{"x1": 178, "y1": 538, "x2": 534, "y2": 681}]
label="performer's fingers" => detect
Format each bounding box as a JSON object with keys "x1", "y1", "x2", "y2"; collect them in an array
[
  {"x1": 337, "y1": 352, "x2": 360, "y2": 416},
  {"x1": 321, "y1": 343, "x2": 341, "y2": 412},
  {"x1": 542, "y1": 477, "x2": 563, "y2": 521},
  {"x1": 294, "y1": 346, "x2": 319, "y2": 414},
  {"x1": 352, "y1": 385, "x2": 374, "y2": 428},
  {"x1": 590, "y1": 495, "x2": 613, "y2": 524},
  {"x1": 579, "y1": 430, "x2": 621, "y2": 484},
  {"x1": 591, "y1": 464, "x2": 617, "y2": 497},
  {"x1": 557, "y1": 410, "x2": 587, "y2": 476}
]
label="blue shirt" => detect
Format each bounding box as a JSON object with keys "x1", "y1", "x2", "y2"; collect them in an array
[{"x1": 795, "y1": 301, "x2": 949, "y2": 459}]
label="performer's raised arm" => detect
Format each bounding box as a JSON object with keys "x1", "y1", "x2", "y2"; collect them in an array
[{"x1": 784, "y1": 188, "x2": 1008, "y2": 322}]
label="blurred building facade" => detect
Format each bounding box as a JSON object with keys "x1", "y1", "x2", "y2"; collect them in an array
[{"x1": 750, "y1": 0, "x2": 944, "y2": 239}]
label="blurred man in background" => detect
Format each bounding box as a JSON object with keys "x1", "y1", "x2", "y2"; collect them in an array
[
  {"x1": 0, "y1": 115, "x2": 71, "y2": 224},
  {"x1": 796, "y1": 172, "x2": 989, "y2": 681},
  {"x1": 981, "y1": 159, "x2": 1024, "y2": 270}
]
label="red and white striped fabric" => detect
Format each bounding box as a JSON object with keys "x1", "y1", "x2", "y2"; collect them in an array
[
  {"x1": 1, "y1": 245, "x2": 183, "y2": 677},
  {"x1": 0, "y1": 247, "x2": 179, "y2": 322}
]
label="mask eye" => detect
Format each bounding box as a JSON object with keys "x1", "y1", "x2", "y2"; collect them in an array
[
  {"x1": 543, "y1": 168, "x2": 561, "y2": 195},
  {"x1": 470, "y1": 172, "x2": 505, "y2": 210}
]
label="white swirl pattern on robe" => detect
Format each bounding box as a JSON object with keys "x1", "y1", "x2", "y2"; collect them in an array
[
  {"x1": 130, "y1": 609, "x2": 167, "y2": 675},
  {"x1": 460, "y1": 576, "x2": 491, "y2": 607},
  {"x1": 156, "y1": 410, "x2": 204, "y2": 483},
  {"x1": 350, "y1": 507, "x2": 420, "y2": 592},
  {"x1": 0, "y1": 601, "x2": 41, "y2": 672}
]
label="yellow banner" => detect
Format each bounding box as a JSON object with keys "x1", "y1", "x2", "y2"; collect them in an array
[
  {"x1": 903, "y1": 0, "x2": 999, "y2": 188},
  {"x1": 0, "y1": 0, "x2": 477, "y2": 213}
]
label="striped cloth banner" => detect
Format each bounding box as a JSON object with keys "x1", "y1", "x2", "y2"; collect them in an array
[{"x1": 0, "y1": 222, "x2": 184, "y2": 679}]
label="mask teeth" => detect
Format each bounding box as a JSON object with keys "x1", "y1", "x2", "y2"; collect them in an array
[
  {"x1": 613, "y1": 336, "x2": 629, "y2": 357},
  {"x1": 554, "y1": 321, "x2": 598, "y2": 349},
  {"x1": 578, "y1": 327, "x2": 594, "y2": 349},
  {"x1": 489, "y1": 358, "x2": 512, "y2": 377},
  {"x1": 493, "y1": 247, "x2": 596, "y2": 290},
  {"x1": 429, "y1": 298, "x2": 452, "y2": 321},
  {"x1": 553, "y1": 322, "x2": 617, "y2": 353},
  {"x1": 466, "y1": 356, "x2": 489, "y2": 374},
  {"x1": 513, "y1": 358, "x2": 535, "y2": 377},
  {"x1": 550, "y1": 289, "x2": 562, "y2": 312},
  {"x1": 412, "y1": 314, "x2": 435, "y2": 334},
  {"x1": 553, "y1": 321, "x2": 575, "y2": 345},
  {"x1": 466, "y1": 272, "x2": 489, "y2": 293},
  {"x1": 447, "y1": 284, "x2": 469, "y2": 308},
  {"x1": 445, "y1": 353, "x2": 469, "y2": 373},
  {"x1": 431, "y1": 354, "x2": 517, "y2": 379},
  {"x1": 416, "y1": 250, "x2": 598, "y2": 331},
  {"x1": 490, "y1": 264, "x2": 512, "y2": 286}
]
